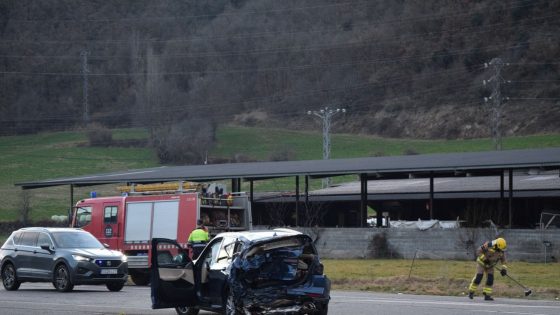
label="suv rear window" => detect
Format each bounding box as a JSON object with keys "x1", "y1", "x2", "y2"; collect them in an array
[
  {"x1": 9, "y1": 231, "x2": 22, "y2": 245},
  {"x1": 18, "y1": 232, "x2": 39, "y2": 247}
]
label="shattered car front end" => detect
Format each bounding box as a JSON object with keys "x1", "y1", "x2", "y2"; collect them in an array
[{"x1": 228, "y1": 234, "x2": 330, "y2": 314}]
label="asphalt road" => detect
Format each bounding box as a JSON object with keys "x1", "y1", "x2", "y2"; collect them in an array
[{"x1": 0, "y1": 283, "x2": 559, "y2": 315}]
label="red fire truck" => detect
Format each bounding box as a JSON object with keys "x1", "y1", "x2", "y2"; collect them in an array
[{"x1": 70, "y1": 183, "x2": 252, "y2": 285}]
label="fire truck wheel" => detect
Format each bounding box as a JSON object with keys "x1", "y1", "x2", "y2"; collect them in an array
[
  {"x1": 175, "y1": 306, "x2": 200, "y2": 315},
  {"x1": 106, "y1": 281, "x2": 125, "y2": 292},
  {"x1": 129, "y1": 271, "x2": 150, "y2": 286},
  {"x1": 53, "y1": 264, "x2": 74, "y2": 292}
]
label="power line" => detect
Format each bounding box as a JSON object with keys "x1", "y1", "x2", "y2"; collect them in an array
[
  {"x1": 2, "y1": 13, "x2": 557, "y2": 60},
  {"x1": 1, "y1": 8, "x2": 556, "y2": 49},
  {"x1": 6, "y1": 34, "x2": 553, "y2": 77},
  {"x1": 4, "y1": 0, "x2": 534, "y2": 23},
  {"x1": 509, "y1": 97, "x2": 560, "y2": 100},
  {"x1": 5, "y1": 1, "x2": 373, "y2": 22}
]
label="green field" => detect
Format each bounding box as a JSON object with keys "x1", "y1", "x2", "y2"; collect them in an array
[
  {"x1": 1, "y1": 125, "x2": 560, "y2": 222},
  {"x1": 323, "y1": 259, "x2": 560, "y2": 300}
]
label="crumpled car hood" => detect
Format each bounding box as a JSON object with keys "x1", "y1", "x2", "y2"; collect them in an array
[{"x1": 227, "y1": 234, "x2": 325, "y2": 314}]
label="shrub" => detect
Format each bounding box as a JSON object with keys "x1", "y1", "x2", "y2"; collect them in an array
[
  {"x1": 151, "y1": 118, "x2": 215, "y2": 165},
  {"x1": 87, "y1": 123, "x2": 113, "y2": 146}
]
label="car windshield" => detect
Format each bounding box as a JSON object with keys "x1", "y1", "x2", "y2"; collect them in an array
[{"x1": 51, "y1": 231, "x2": 104, "y2": 249}]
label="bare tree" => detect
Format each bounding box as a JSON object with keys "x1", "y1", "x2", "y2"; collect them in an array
[
  {"x1": 265, "y1": 197, "x2": 294, "y2": 227},
  {"x1": 456, "y1": 228, "x2": 480, "y2": 260},
  {"x1": 456, "y1": 225, "x2": 501, "y2": 260},
  {"x1": 19, "y1": 190, "x2": 32, "y2": 225},
  {"x1": 300, "y1": 202, "x2": 328, "y2": 245},
  {"x1": 131, "y1": 31, "x2": 148, "y2": 130},
  {"x1": 152, "y1": 118, "x2": 215, "y2": 165}
]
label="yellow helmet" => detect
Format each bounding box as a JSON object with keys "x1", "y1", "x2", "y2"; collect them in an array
[{"x1": 493, "y1": 238, "x2": 507, "y2": 251}]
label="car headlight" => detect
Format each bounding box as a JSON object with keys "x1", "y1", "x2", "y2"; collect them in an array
[
  {"x1": 72, "y1": 254, "x2": 93, "y2": 262},
  {"x1": 121, "y1": 255, "x2": 128, "y2": 263}
]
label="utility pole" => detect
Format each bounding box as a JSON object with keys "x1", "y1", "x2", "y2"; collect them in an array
[
  {"x1": 307, "y1": 106, "x2": 346, "y2": 188},
  {"x1": 483, "y1": 58, "x2": 509, "y2": 150},
  {"x1": 80, "y1": 50, "x2": 90, "y2": 124}
]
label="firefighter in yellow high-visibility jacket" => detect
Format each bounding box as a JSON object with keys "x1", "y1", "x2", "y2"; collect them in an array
[
  {"x1": 468, "y1": 237, "x2": 508, "y2": 301},
  {"x1": 188, "y1": 219, "x2": 209, "y2": 259}
]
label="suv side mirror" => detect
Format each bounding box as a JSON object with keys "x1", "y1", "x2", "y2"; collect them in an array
[{"x1": 40, "y1": 244, "x2": 53, "y2": 252}]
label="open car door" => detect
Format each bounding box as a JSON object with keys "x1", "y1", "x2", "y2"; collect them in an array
[{"x1": 151, "y1": 238, "x2": 198, "y2": 309}]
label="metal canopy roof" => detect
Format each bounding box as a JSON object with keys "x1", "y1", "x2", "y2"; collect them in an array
[
  {"x1": 254, "y1": 173, "x2": 560, "y2": 202},
  {"x1": 16, "y1": 147, "x2": 560, "y2": 189}
]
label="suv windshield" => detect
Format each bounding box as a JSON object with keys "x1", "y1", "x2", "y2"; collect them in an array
[{"x1": 51, "y1": 231, "x2": 103, "y2": 249}]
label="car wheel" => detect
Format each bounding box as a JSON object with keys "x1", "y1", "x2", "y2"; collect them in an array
[
  {"x1": 2, "y1": 263, "x2": 21, "y2": 291},
  {"x1": 129, "y1": 270, "x2": 150, "y2": 286},
  {"x1": 316, "y1": 303, "x2": 328, "y2": 315},
  {"x1": 224, "y1": 289, "x2": 241, "y2": 315},
  {"x1": 53, "y1": 264, "x2": 74, "y2": 292},
  {"x1": 175, "y1": 306, "x2": 199, "y2": 315},
  {"x1": 106, "y1": 282, "x2": 125, "y2": 292}
]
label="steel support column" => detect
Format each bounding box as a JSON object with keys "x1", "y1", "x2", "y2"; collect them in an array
[
  {"x1": 360, "y1": 174, "x2": 367, "y2": 227},
  {"x1": 231, "y1": 178, "x2": 241, "y2": 193},
  {"x1": 500, "y1": 171, "x2": 504, "y2": 223},
  {"x1": 429, "y1": 172, "x2": 434, "y2": 220},
  {"x1": 508, "y1": 168, "x2": 513, "y2": 228},
  {"x1": 305, "y1": 176, "x2": 309, "y2": 205},
  {"x1": 69, "y1": 184, "x2": 74, "y2": 227},
  {"x1": 249, "y1": 180, "x2": 253, "y2": 203},
  {"x1": 295, "y1": 176, "x2": 300, "y2": 227}
]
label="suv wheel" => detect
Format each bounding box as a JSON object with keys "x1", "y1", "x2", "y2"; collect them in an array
[
  {"x1": 224, "y1": 289, "x2": 241, "y2": 315},
  {"x1": 175, "y1": 306, "x2": 199, "y2": 315},
  {"x1": 106, "y1": 282, "x2": 125, "y2": 292},
  {"x1": 53, "y1": 264, "x2": 74, "y2": 292},
  {"x1": 2, "y1": 263, "x2": 21, "y2": 291}
]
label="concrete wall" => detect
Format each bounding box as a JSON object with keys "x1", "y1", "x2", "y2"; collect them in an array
[{"x1": 295, "y1": 227, "x2": 560, "y2": 262}]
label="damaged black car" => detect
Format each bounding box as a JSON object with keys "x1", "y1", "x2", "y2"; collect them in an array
[{"x1": 150, "y1": 229, "x2": 330, "y2": 315}]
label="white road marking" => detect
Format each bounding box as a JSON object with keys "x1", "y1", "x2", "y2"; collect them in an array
[
  {"x1": 0, "y1": 298, "x2": 151, "y2": 311},
  {"x1": 331, "y1": 295, "x2": 560, "y2": 312}
]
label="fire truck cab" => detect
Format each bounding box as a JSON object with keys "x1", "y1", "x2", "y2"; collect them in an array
[{"x1": 71, "y1": 183, "x2": 252, "y2": 285}]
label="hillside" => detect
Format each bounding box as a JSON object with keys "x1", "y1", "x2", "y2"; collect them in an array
[{"x1": 1, "y1": 0, "x2": 559, "y2": 139}]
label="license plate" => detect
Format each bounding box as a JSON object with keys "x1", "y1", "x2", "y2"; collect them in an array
[{"x1": 100, "y1": 269, "x2": 118, "y2": 275}]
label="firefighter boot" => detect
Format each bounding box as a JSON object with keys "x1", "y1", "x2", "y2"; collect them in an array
[
  {"x1": 468, "y1": 273, "x2": 483, "y2": 300},
  {"x1": 483, "y1": 274, "x2": 494, "y2": 301}
]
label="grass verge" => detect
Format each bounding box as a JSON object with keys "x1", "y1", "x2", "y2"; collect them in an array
[{"x1": 323, "y1": 259, "x2": 560, "y2": 300}]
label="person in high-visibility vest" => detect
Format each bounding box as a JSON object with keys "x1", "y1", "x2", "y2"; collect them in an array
[
  {"x1": 188, "y1": 219, "x2": 209, "y2": 259},
  {"x1": 468, "y1": 237, "x2": 508, "y2": 301}
]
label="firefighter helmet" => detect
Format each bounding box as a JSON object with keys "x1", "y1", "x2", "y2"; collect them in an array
[{"x1": 493, "y1": 237, "x2": 507, "y2": 251}]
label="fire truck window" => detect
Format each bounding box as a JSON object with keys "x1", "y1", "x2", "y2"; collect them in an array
[
  {"x1": 76, "y1": 206, "x2": 92, "y2": 227},
  {"x1": 104, "y1": 206, "x2": 118, "y2": 223}
]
